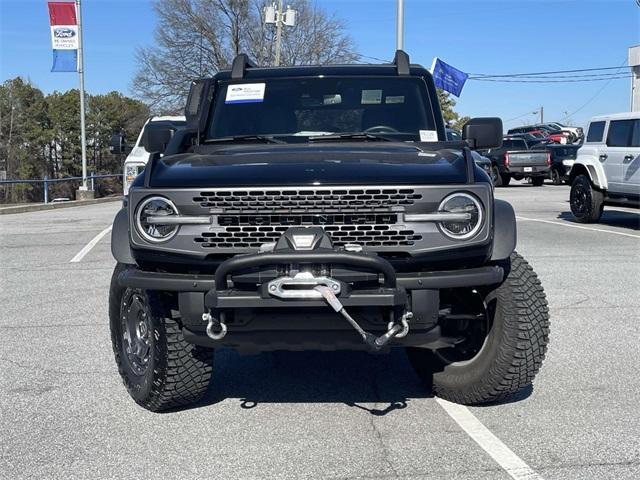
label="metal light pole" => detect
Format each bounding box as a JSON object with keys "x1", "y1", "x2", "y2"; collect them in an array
[
  {"x1": 396, "y1": 0, "x2": 404, "y2": 51},
  {"x1": 75, "y1": 0, "x2": 90, "y2": 195}
]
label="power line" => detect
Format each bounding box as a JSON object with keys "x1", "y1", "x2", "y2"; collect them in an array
[
  {"x1": 471, "y1": 76, "x2": 631, "y2": 84},
  {"x1": 356, "y1": 54, "x2": 391, "y2": 63},
  {"x1": 469, "y1": 65, "x2": 629, "y2": 79},
  {"x1": 504, "y1": 110, "x2": 537, "y2": 123},
  {"x1": 477, "y1": 72, "x2": 632, "y2": 79},
  {"x1": 561, "y1": 60, "x2": 629, "y2": 121}
]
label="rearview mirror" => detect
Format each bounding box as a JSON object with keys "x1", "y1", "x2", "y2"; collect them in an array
[
  {"x1": 463, "y1": 117, "x2": 503, "y2": 150},
  {"x1": 142, "y1": 127, "x2": 174, "y2": 154}
]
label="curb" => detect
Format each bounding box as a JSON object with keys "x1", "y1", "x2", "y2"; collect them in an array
[{"x1": 0, "y1": 196, "x2": 122, "y2": 215}]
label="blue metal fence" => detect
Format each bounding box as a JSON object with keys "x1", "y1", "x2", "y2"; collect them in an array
[{"x1": 0, "y1": 173, "x2": 122, "y2": 204}]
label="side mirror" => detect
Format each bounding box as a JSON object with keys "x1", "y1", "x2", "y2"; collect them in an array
[
  {"x1": 142, "y1": 127, "x2": 174, "y2": 154},
  {"x1": 463, "y1": 117, "x2": 503, "y2": 150},
  {"x1": 109, "y1": 133, "x2": 126, "y2": 154}
]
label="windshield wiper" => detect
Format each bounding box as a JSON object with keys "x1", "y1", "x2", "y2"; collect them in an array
[
  {"x1": 205, "y1": 135, "x2": 285, "y2": 144},
  {"x1": 308, "y1": 132, "x2": 394, "y2": 142}
]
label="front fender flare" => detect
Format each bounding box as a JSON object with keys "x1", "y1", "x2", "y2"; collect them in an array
[
  {"x1": 491, "y1": 199, "x2": 517, "y2": 261},
  {"x1": 111, "y1": 207, "x2": 135, "y2": 264}
]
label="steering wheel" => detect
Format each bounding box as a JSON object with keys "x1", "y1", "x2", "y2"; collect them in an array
[{"x1": 364, "y1": 125, "x2": 399, "y2": 134}]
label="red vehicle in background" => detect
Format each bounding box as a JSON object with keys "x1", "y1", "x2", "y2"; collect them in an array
[{"x1": 508, "y1": 125, "x2": 572, "y2": 144}]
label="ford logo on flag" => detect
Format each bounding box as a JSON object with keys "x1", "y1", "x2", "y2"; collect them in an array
[{"x1": 54, "y1": 28, "x2": 76, "y2": 39}]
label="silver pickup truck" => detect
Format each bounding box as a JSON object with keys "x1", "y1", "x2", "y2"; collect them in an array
[{"x1": 483, "y1": 137, "x2": 551, "y2": 187}]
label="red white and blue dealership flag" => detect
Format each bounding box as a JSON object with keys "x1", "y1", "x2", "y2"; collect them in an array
[{"x1": 48, "y1": 2, "x2": 78, "y2": 72}]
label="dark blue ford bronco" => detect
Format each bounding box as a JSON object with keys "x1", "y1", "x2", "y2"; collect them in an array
[{"x1": 109, "y1": 51, "x2": 550, "y2": 411}]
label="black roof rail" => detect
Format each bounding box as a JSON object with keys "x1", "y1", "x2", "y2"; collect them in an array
[
  {"x1": 392, "y1": 50, "x2": 410, "y2": 75},
  {"x1": 231, "y1": 53, "x2": 257, "y2": 79}
]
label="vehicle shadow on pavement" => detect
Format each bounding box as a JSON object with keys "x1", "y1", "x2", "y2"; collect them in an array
[
  {"x1": 197, "y1": 348, "x2": 432, "y2": 415},
  {"x1": 557, "y1": 210, "x2": 640, "y2": 231}
]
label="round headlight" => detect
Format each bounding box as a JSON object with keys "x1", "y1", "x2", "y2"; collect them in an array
[
  {"x1": 438, "y1": 192, "x2": 483, "y2": 240},
  {"x1": 135, "y1": 196, "x2": 179, "y2": 243}
]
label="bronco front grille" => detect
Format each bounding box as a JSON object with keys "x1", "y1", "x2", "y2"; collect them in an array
[
  {"x1": 191, "y1": 187, "x2": 424, "y2": 250},
  {"x1": 194, "y1": 225, "x2": 422, "y2": 249},
  {"x1": 194, "y1": 188, "x2": 422, "y2": 214}
]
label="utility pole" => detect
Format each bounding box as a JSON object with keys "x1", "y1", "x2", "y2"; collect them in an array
[
  {"x1": 274, "y1": 0, "x2": 284, "y2": 66},
  {"x1": 75, "y1": 0, "x2": 92, "y2": 198},
  {"x1": 396, "y1": 0, "x2": 405, "y2": 51},
  {"x1": 629, "y1": 45, "x2": 640, "y2": 112},
  {"x1": 265, "y1": 2, "x2": 296, "y2": 66},
  {"x1": 540, "y1": 106, "x2": 544, "y2": 124}
]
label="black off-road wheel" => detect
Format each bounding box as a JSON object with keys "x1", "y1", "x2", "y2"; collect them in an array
[
  {"x1": 570, "y1": 174, "x2": 604, "y2": 223},
  {"x1": 406, "y1": 253, "x2": 550, "y2": 405},
  {"x1": 109, "y1": 264, "x2": 214, "y2": 412},
  {"x1": 550, "y1": 168, "x2": 562, "y2": 185},
  {"x1": 531, "y1": 176, "x2": 544, "y2": 187}
]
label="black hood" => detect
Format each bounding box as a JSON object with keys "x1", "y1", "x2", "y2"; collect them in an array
[{"x1": 147, "y1": 142, "x2": 471, "y2": 188}]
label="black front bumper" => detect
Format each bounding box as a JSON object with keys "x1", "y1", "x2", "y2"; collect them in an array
[{"x1": 118, "y1": 250, "x2": 503, "y2": 352}]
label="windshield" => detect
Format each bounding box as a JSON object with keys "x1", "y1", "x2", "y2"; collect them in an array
[{"x1": 208, "y1": 77, "x2": 437, "y2": 142}]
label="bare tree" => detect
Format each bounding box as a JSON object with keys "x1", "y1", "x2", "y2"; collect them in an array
[{"x1": 132, "y1": 0, "x2": 358, "y2": 112}]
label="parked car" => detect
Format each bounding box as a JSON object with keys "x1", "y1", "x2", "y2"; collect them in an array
[
  {"x1": 482, "y1": 136, "x2": 551, "y2": 186},
  {"x1": 110, "y1": 116, "x2": 186, "y2": 195},
  {"x1": 547, "y1": 144, "x2": 580, "y2": 185},
  {"x1": 508, "y1": 132, "x2": 551, "y2": 147},
  {"x1": 508, "y1": 125, "x2": 570, "y2": 144},
  {"x1": 471, "y1": 150, "x2": 493, "y2": 179},
  {"x1": 544, "y1": 122, "x2": 583, "y2": 141},
  {"x1": 445, "y1": 128, "x2": 462, "y2": 141},
  {"x1": 535, "y1": 124, "x2": 576, "y2": 144},
  {"x1": 108, "y1": 51, "x2": 549, "y2": 411},
  {"x1": 569, "y1": 112, "x2": 640, "y2": 222}
]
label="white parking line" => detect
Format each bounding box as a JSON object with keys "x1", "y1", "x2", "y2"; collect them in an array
[
  {"x1": 70, "y1": 226, "x2": 112, "y2": 263},
  {"x1": 516, "y1": 215, "x2": 640, "y2": 239},
  {"x1": 436, "y1": 398, "x2": 544, "y2": 480}
]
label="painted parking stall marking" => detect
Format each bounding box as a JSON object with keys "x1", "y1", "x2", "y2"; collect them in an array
[
  {"x1": 516, "y1": 215, "x2": 640, "y2": 239},
  {"x1": 436, "y1": 398, "x2": 544, "y2": 480},
  {"x1": 69, "y1": 225, "x2": 112, "y2": 263}
]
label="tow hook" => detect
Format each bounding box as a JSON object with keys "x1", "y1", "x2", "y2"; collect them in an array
[
  {"x1": 313, "y1": 285, "x2": 412, "y2": 351},
  {"x1": 203, "y1": 312, "x2": 227, "y2": 340}
]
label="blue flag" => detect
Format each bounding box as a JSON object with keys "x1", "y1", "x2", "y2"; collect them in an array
[{"x1": 432, "y1": 58, "x2": 468, "y2": 97}]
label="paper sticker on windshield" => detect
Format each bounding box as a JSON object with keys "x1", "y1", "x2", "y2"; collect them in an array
[
  {"x1": 419, "y1": 130, "x2": 438, "y2": 142},
  {"x1": 385, "y1": 95, "x2": 405, "y2": 104},
  {"x1": 361, "y1": 89, "x2": 382, "y2": 104},
  {"x1": 225, "y1": 83, "x2": 266, "y2": 104}
]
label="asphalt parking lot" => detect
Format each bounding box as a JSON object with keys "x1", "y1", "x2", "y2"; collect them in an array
[{"x1": 1, "y1": 181, "x2": 639, "y2": 480}]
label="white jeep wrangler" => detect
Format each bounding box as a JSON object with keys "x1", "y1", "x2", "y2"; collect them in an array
[{"x1": 569, "y1": 112, "x2": 640, "y2": 223}]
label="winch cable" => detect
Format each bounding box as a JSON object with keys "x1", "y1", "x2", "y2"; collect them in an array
[{"x1": 313, "y1": 285, "x2": 408, "y2": 351}]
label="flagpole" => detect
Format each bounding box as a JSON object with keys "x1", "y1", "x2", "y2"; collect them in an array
[{"x1": 76, "y1": 0, "x2": 89, "y2": 194}]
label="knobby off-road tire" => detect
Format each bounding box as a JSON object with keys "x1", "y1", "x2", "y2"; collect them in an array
[
  {"x1": 109, "y1": 263, "x2": 213, "y2": 412},
  {"x1": 570, "y1": 174, "x2": 604, "y2": 223},
  {"x1": 407, "y1": 253, "x2": 550, "y2": 405}
]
